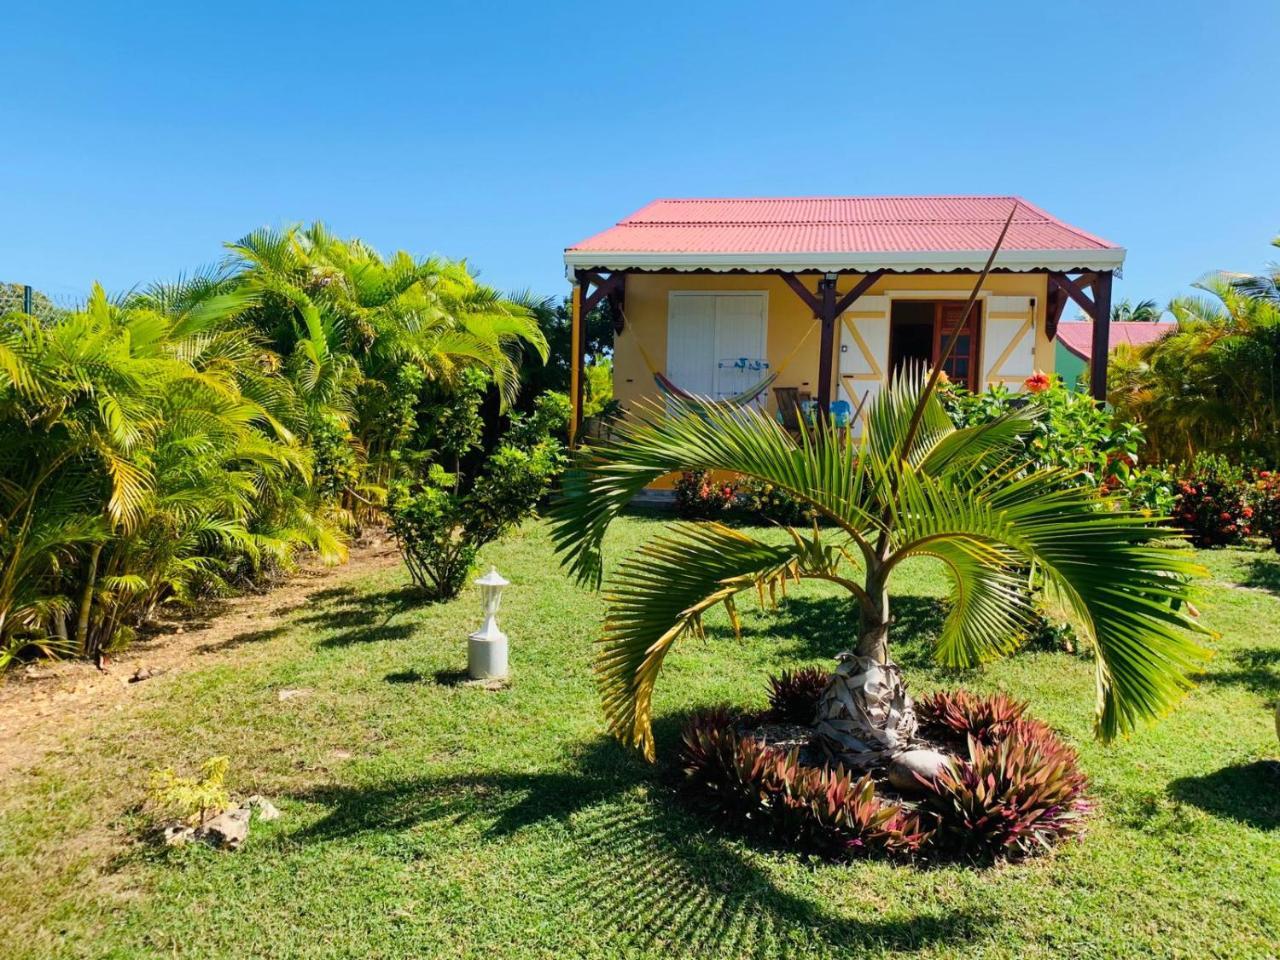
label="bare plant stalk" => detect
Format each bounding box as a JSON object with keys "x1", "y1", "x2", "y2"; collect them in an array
[{"x1": 897, "y1": 202, "x2": 1020, "y2": 463}]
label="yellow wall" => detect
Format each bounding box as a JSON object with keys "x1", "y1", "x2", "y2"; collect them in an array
[{"x1": 612, "y1": 272, "x2": 1054, "y2": 414}]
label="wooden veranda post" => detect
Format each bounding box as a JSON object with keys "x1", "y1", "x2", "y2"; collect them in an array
[
  {"x1": 779, "y1": 271, "x2": 884, "y2": 415},
  {"x1": 569, "y1": 269, "x2": 625, "y2": 445},
  {"x1": 1047, "y1": 269, "x2": 1114, "y2": 402},
  {"x1": 1089, "y1": 271, "x2": 1113, "y2": 402},
  {"x1": 817, "y1": 276, "x2": 838, "y2": 414},
  {"x1": 569, "y1": 279, "x2": 584, "y2": 446}
]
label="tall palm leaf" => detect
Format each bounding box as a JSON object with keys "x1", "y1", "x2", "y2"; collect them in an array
[{"x1": 552, "y1": 368, "x2": 1210, "y2": 760}]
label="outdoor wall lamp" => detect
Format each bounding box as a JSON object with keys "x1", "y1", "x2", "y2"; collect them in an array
[{"x1": 468, "y1": 567, "x2": 509, "y2": 680}]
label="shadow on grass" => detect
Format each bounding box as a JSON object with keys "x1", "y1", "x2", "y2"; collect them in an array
[
  {"x1": 1168, "y1": 760, "x2": 1280, "y2": 831},
  {"x1": 194, "y1": 624, "x2": 290, "y2": 654},
  {"x1": 384, "y1": 668, "x2": 427, "y2": 684},
  {"x1": 1193, "y1": 647, "x2": 1280, "y2": 701},
  {"x1": 707, "y1": 593, "x2": 948, "y2": 671},
  {"x1": 293, "y1": 585, "x2": 427, "y2": 648},
  {"x1": 289, "y1": 718, "x2": 993, "y2": 955},
  {"x1": 1241, "y1": 555, "x2": 1280, "y2": 597}
]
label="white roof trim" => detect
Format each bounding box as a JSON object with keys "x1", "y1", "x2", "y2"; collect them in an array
[{"x1": 564, "y1": 247, "x2": 1126, "y2": 277}]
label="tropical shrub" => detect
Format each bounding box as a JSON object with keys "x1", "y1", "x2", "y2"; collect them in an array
[
  {"x1": 917, "y1": 718, "x2": 1091, "y2": 861},
  {"x1": 677, "y1": 709, "x2": 928, "y2": 860},
  {"x1": 941, "y1": 376, "x2": 1144, "y2": 491},
  {"x1": 733, "y1": 477, "x2": 821, "y2": 525},
  {"x1": 1109, "y1": 267, "x2": 1280, "y2": 466},
  {"x1": 387, "y1": 390, "x2": 568, "y2": 599},
  {"x1": 0, "y1": 225, "x2": 551, "y2": 668},
  {"x1": 679, "y1": 688, "x2": 1088, "y2": 863},
  {"x1": 673, "y1": 470, "x2": 736, "y2": 519},
  {"x1": 766, "y1": 667, "x2": 828, "y2": 723},
  {"x1": 1126, "y1": 464, "x2": 1178, "y2": 517},
  {"x1": 0, "y1": 283, "x2": 336, "y2": 663},
  {"x1": 1248, "y1": 471, "x2": 1280, "y2": 551},
  {"x1": 916, "y1": 689, "x2": 1028, "y2": 747},
  {"x1": 1171, "y1": 454, "x2": 1252, "y2": 547}
]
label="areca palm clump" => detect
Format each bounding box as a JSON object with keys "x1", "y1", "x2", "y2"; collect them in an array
[
  {"x1": 0, "y1": 283, "x2": 326, "y2": 664},
  {"x1": 1109, "y1": 273, "x2": 1280, "y2": 465},
  {"x1": 551, "y1": 368, "x2": 1211, "y2": 762},
  {"x1": 0, "y1": 225, "x2": 551, "y2": 667},
  {"x1": 224, "y1": 223, "x2": 549, "y2": 508}
]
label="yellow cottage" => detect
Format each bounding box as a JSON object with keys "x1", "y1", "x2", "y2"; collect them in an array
[{"x1": 563, "y1": 196, "x2": 1124, "y2": 446}]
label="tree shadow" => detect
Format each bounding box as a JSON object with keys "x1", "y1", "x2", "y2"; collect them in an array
[
  {"x1": 1194, "y1": 647, "x2": 1280, "y2": 701},
  {"x1": 1167, "y1": 760, "x2": 1280, "y2": 831},
  {"x1": 384, "y1": 668, "x2": 427, "y2": 684},
  {"x1": 1241, "y1": 556, "x2": 1280, "y2": 598},
  {"x1": 295, "y1": 585, "x2": 427, "y2": 648},
  {"x1": 194, "y1": 625, "x2": 289, "y2": 655},
  {"x1": 287, "y1": 720, "x2": 995, "y2": 956},
  {"x1": 709, "y1": 593, "x2": 948, "y2": 672},
  {"x1": 317, "y1": 622, "x2": 417, "y2": 649}
]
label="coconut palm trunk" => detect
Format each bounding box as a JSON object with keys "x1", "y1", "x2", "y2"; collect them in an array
[{"x1": 550, "y1": 368, "x2": 1211, "y2": 763}]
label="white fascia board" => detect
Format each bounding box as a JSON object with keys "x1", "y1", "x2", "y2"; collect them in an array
[{"x1": 564, "y1": 247, "x2": 1127, "y2": 275}]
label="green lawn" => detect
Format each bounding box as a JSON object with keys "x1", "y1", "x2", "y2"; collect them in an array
[{"x1": 2, "y1": 515, "x2": 1278, "y2": 959}]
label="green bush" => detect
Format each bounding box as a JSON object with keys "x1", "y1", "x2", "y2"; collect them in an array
[
  {"x1": 387, "y1": 390, "x2": 568, "y2": 600},
  {"x1": 940, "y1": 378, "x2": 1144, "y2": 491},
  {"x1": 733, "y1": 477, "x2": 820, "y2": 525}
]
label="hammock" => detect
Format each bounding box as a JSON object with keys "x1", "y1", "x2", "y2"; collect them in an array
[
  {"x1": 631, "y1": 317, "x2": 816, "y2": 411},
  {"x1": 652, "y1": 366, "x2": 778, "y2": 407}
]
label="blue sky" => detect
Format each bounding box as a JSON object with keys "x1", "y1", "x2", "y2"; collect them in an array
[{"x1": 3, "y1": 1, "x2": 1277, "y2": 309}]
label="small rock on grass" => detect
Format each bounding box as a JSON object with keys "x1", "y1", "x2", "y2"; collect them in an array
[
  {"x1": 195, "y1": 807, "x2": 250, "y2": 851},
  {"x1": 244, "y1": 795, "x2": 281, "y2": 821},
  {"x1": 161, "y1": 822, "x2": 195, "y2": 846}
]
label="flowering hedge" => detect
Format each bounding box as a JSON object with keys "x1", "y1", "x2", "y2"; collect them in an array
[
  {"x1": 1249, "y1": 471, "x2": 1280, "y2": 550},
  {"x1": 1171, "y1": 455, "x2": 1252, "y2": 547}
]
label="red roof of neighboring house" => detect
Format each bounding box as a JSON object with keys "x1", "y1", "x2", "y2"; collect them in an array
[
  {"x1": 565, "y1": 196, "x2": 1125, "y2": 274},
  {"x1": 1056, "y1": 321, "x2": 1176, "y2": 360}
]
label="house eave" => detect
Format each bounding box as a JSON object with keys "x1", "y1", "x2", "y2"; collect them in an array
[{"x1": 564, "y1": 247, "x2": 1126, "y2": 279}]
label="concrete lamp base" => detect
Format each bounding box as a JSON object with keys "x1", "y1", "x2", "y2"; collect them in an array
[{"x1": 468, "y1": 629, "x2": 508, "y2": 681}]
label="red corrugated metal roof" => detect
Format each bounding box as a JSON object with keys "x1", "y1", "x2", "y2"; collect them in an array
[
  {"x1": 568, "y1": 196, "x2": 1120, "y2": 254},
  {"x1": 1057, "y1": 321, "x2": 1176, "y2": 360}
]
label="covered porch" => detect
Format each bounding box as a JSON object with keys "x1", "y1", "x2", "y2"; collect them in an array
[{"x1": 564, "y1": 197, "x2": 1126, "y2": 441}]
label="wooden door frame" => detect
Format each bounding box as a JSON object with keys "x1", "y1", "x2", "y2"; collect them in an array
[
  {"x1": 930, "y1": 300, "x2": 982, "y2": 391},
  {"x1": 887, "y1": 299, "x2": 982, "y2": 391}
]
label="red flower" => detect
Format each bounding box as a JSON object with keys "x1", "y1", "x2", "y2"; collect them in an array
[
  {"x1": 1023, "y1": 371, "x2": 1051, "y2": 394},
  {"x1": 1243, "y1": 506, "x2": 1254, "y2": 518}
]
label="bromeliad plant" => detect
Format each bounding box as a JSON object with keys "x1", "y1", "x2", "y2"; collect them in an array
[{"x1": 551, "y1": 366, "x2": 1212, "y2": 761}]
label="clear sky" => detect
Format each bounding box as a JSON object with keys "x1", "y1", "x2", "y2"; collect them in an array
[{"x1": 3, "y1": 1, "x2": 1277, "y2": 309}]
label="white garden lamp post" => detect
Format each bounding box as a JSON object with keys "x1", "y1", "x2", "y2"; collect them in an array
[{"x1": 468, "y1": 567, "x2": 509, "y2": 680}]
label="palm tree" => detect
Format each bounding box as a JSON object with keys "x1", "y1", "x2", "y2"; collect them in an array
[
  {"x1": 224, "y1": 224, "x2": 548, "y2": 497},
  {"x1": 1230, "y1": 235, "x2": 1280, "y2": 302},
  {"x1": 1109, "y1": 275, "x2": 1280, "y2": 464},
  {"x1": 1112, "y1": 298, "x2": 1164, "y2": 323},
  {"x1": 551, "y1": 370, "x2": 1210, "y2": 761}
]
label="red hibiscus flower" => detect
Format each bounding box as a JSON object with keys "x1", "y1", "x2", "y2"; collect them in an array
[{"x1": 1023, "y1": 371, "x2": 1051, "y2": 394}]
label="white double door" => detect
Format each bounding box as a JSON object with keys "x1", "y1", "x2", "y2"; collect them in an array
[{"x1": 666, "y1": 292, "x2": 768, "y2": 404}]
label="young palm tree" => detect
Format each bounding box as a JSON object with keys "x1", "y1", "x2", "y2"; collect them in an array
[
  {"x1": 1111, "y1": 297, "x2": 1164, "y2": 323},
  {"x1": 551, "y1": 369, "x2": 1210, "y2": 761}
]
